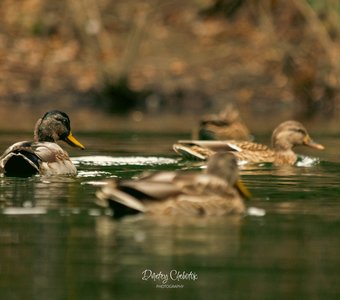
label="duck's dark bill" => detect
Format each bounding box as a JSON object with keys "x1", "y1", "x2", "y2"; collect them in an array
[{"x1": 66, "y1": 132, "x2": 85, "y2": 150}]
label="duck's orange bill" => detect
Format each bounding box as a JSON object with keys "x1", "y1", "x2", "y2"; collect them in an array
[
  {"x1": 235, "y1": 179, "x2": 252, "y2": 200},
  {"x1": 303, "y1": 135, "x2": 324, "y2": 150},
  {"x1": 66, "y1": 132, "x2": 85, "y2": 150}
]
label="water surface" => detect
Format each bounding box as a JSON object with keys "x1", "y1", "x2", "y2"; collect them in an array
[{"x1": 0, "y1": 132, "x2": 340, "y2": 299}]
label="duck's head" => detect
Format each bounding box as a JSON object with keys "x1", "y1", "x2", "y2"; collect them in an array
[
  {"x1": 34, "y1": 110, "x2": 85, "y2": 149},
  {"x1": 271, "y1": 120, "x2": 324, "y2": 151},
  {"x1": 206, "y1": 152, "x2": 251, "y2": 199},
  {"x1": 200, "y1": 104, "x2": 240, "y2": 127}
]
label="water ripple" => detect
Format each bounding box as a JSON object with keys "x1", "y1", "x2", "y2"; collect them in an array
[
  {"x1": 296, "y1": 155, "x2": 321, "y2": 167},
  {"x1": 72, "y1": 155, "x2": 178, "y2": 166},
  {"x1": 2, "y1": 207, "x2": 47, "y2": 215},
  {"x1": 77, "y1": 170, "x2": 113, "y2": 178}
]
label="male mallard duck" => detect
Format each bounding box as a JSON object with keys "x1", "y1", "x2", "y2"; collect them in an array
[
  {"x1": 0, "y1": 110, "x2": 85, "y2": 176},
  {"x1": 197, "y1": 104, "x2": 251, "y2": 140},
  {"x1": 174, "y1": 120, "x2": 324, "y2": 165},
  {"x1": 96, "y1": 152, "x2": 251, "y2": 218}
]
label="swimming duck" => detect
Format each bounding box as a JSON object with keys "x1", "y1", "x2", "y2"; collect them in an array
[
  {"x1": 197, "y1": 104, "x2": 251, "y2": 141},
  {"x1": 0, "y1": 110, "x2": 85, "y2": 176},
  {"x1": 174, "y1": 120, "x2": 324, "y2": 165},
  {"x1": 96, "y1": 152, "x2": 251, "y2": 218}
]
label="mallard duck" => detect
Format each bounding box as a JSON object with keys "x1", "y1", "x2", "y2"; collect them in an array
[
  {"x1": 174, "y1": 120, "x2": 324, "y2": 165},
  {"x1": 96, "y1": 152, "x2": 251, "y2": 218},
  {"x1": 0, "y1": 110, "x2": 85, "y2": 176},
  {"x1": 196, "y1": 104, "x2": 251, "y2": 140}
]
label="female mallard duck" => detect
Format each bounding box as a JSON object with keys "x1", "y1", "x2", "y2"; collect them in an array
[
  {"x1": 174, "y1": 120, "x2": 324, "y2": 165},
  {"x1": 96, "y1": 152, "x2": 251, "y2": 218},
  {"x1": 0, "y1": 110, "x2": 85, "y2": 176},
  {"x1": 197, "y1": 104, "x2": 251, "y2": 141}
]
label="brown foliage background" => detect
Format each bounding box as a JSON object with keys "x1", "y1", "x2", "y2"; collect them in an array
[{"x1": 0, "y1": 0, "x2": 340, "y2": 131}]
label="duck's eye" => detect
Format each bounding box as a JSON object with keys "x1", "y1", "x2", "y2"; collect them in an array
[
  {"x1": 293, "y1": 128, "x2": 306, "y2": 135},
  {"x1": 55, "y1": 117, "x2": 70, "y2": 129}
]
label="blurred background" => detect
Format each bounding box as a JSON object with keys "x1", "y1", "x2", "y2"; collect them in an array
[{"x1": 1, "y1": 0, "x2": 339, "y2": 133}]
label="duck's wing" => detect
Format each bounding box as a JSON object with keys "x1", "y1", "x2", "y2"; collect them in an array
[
  {"x1": 176, "y1": 140, "x2": 242, "y2": 151},
  {"x1": 32, "y1": 142, "x2": 76, "y2": 175},
  {"x1": 99, "y1": 172, "x2": 182, "y2": 202},
  {"x1": 173, "y1": 140, "x2": 241, "y2": 160},
  {"x1": 96, "y1": 175, "x2": 183, "y2": 217},
  {"x1": 120, "y1": 171, "x2": 232, "y2": 200},
  {"x1": 145, "y1": 173, "x2": 246, "y2": 216},
  {"x1": 0, "y1": 141, "x2": 76, "y2": 176},
  {"x1": 32, "y1": 142, "x2": 68, "y2": 162},
  {"x1": 96, "y1": 180, "x2": 148, "y2": 213},
  {"x1": 173, "y1": 173, "x2": 230, "y2": 195},
  {"x1": 0, "y1": 141, "x2": 33, "y2": 159},
  {"x1": 230, "y1": 141, "x2": 270, "y2": 152},
  {"x1": 173, "y1": 140, "x2": 276, "y2": 163},
  {"x1": 0, "y1": 141, "x2": 41, "y2": 176},
  {"x1": 227, "y1": 141, "x2": 276, "y2": 163}
]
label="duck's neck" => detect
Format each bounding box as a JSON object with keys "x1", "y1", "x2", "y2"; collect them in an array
[
  {"x1": 272, "y1": 137, "x2": 294, "y2": 151},
  {"x1": 272, "y1": 139, "x2": 297, "y2": 165},
  {"x1": 33, "y1": 119, "x2": 56, "y2": 142},
  {"x1": 274, "y1": 149, "x2": 297, "y2": 165}
]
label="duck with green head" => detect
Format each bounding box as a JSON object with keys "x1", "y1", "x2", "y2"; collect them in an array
[{"x1": 0, "y1": 110, "x2": 85, "y2": 176}]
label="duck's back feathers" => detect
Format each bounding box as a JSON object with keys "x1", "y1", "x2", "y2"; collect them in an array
[
  {"x1": 96, "y1": 153, "x2": 247, "y2": 219},
  {"x1": 173, "y1": 140, "x2": 239, "y2": 160},
  {"x1": 0, "y1": 110, "x2": 84, "y2": 176},
  {"x1": 0, "y1": 141, "x2": 77, "y2": 176},
  {"x1": 224, "y1": 141, "x2": 276, "y2": 163},
  {"x1": 0, "y1": 141, "x2": 40, "y2": 176},
  {"x1": 96, "y1": 175, "x2": 184, "y2": 218},
  {"x1": 97, "y1": 180, "x2": 148, "y2": 216},
  {"x1": 96, "y1": 172, "x2": 185, "y2": 213},
  {"x1": 33, "y1": 142, "x2": 77, "y2": 175},
  {"x1": 173, "y1": 139, "x2": 279, "y2": 163}
]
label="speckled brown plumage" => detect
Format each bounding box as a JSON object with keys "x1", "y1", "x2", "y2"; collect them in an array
[
  {"x1": 96, "y1": 153, "x2": 250, "y2": 218},
  {"x1": 174, "y1": 120, "x2": 324, "y2": 166}
]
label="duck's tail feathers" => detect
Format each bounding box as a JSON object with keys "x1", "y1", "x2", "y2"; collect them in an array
[
  {"x1": 96, "y1": 182, "x2": 147, "y2": 219},
  {"x1": 2, "y1": 151, "x2": 40, "y2": 177},
  {"x1": 173, "y1": 143, "x2": 207, "y2": 160}
]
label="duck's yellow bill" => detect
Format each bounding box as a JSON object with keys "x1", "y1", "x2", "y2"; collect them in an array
[
  {"x1": 235, "y1": 179, "x2": 252, "y2": 200},
  {"x1": 66, "y1": 132, "x2": 85, "y2": 150},
  {"x1": 303, "y1": 135, "x2": 324, "y2": 150}
]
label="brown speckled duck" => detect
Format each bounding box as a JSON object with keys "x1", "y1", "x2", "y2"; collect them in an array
[
  {"x1": 174, "y1": 120, "x2": 324, "y2": 165},
  {"x1": 0, "y1": 110, "x2": 85, "y2": 176},
  {"x1": 96, "y1": 152, "x2": 251, "y2": 218},
  {"x1": 197, "y1": 104, "x2": 252, "y2": 141}
]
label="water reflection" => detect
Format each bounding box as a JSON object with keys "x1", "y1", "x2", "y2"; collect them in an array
[
  {"x1": 0, "y1": 176, "x2": 84, "y2": 210},
  {"x1": 101, "y1": 215, "x2": 244, "y2": 256}
]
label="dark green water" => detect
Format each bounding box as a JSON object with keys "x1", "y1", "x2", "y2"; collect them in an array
[{"x1": 0, "y1": 132, "x2": 340, "y2": 299}]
